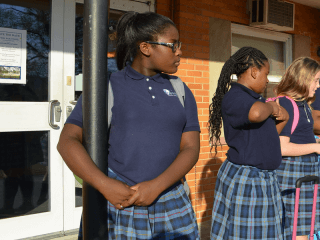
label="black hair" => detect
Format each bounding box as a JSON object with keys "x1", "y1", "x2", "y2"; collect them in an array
[
  {"x1": 116, "y1": 11, "x2": 176, "y2": 70},
  {"x1": 208, "y1": 46, "x2": 268, "y2": 154}
]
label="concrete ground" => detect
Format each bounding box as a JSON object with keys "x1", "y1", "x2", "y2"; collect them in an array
[
  {"x1": 48, "y1": 236, "x2": 77, "y2": 240},
  {"x1": 28, "y1": 221, "x2": 211, "y2": 240}
]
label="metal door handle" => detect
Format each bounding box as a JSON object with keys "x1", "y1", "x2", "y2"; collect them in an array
[
  {"x1": 48, "y1": 100, "x2": 60, "y2": 129},
  {"x1": 69, "y1": 100, "x2": 77, "y2": 105},
  {"x1": 66, "y1": 106, "x2": 73, "y2": 118}
]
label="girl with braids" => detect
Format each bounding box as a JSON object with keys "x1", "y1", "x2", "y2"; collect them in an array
[
  {"x1": 57, "y1": 11, "x2": 200, "y2": 239},
  {"x1": 274, "y1": 57, "x2": 320, "y2": 240},
  {"x1": 209, "y1": 46, "x2": 289, "y2": 240}
]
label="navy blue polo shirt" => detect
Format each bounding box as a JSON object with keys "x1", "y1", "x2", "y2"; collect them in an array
[
  {"x1": 279, "y1": 97, "x2": 316, "y2": 157},
  {"x1": 312, "y1": 88, "x2": 320, "y2": 110},
  {"x1": 222, "y1": 82, "x2": 282, "y2": 170},
  {"x1": 66, "y1": 65, "x2": 200, "y2": 185}
]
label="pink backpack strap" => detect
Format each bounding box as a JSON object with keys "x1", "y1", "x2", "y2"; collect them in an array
[
  {"x1": 284, "y1": 96, "x2": 299, "y2": 134},
  {"x1": 266, "y1": 96, "x2": 299, "y2": 134}
]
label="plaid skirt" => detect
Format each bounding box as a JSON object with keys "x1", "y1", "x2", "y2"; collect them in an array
[
  {"x1": 210, "y1": 159, "x2": 284, "y2": 240},
  {"x1": 79, "y1": 168, "x2": 199, "y2": 240},
  {"x1": 276, "y1": 156, "x2": 320, "y2": 239}
]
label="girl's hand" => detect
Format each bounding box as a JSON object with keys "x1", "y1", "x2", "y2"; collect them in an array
[
  {"x1": 123, "y1": 180, "x2": 162, "y2": 207},
  {"x1": 100, "y1": 177, "x2": 136, "y2": 210},
  {"x1": 266, "y1": 98, "x2": 281, "y2": 118},
  {"x1": 275, "y1": 105, "x2": 289, "y2": 122},
  {"x1": 267, "y1": 98, "x2": 289, "y2": 121}
]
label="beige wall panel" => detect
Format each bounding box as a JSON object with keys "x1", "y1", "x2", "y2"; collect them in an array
[
  {"x1": 293, "y1": 35, "x2": 311, "y2": 60},
  {"x1": 209, "y1": 18, "x2": 231, "y2": 141}
]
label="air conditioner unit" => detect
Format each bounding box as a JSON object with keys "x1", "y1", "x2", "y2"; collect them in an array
[{"x1": 249, "y1": 0, "x2": 295, "y2": 32}]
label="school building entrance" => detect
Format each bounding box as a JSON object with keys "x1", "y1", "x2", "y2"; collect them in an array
[
  {"x1": 0, "y1": 0, "x2": 319, "y2": 239},
  {"x1": 0, "y1": 0, "x2": 153, "y2": 239}
]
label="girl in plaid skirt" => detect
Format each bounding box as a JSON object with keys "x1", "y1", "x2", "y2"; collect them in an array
[
  {"x1": 275, "y1": 57, "x2": 320, "y2": 240},
  {"x1": 58, "y1": 11, "x2": 200, "y2": 239},
  {"x1": 208, "y1": 47, "x2": 289, "y2": 240}
]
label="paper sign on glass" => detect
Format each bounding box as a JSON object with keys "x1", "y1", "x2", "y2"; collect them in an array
[{"x1": 0, "y1": 27, "x2": 26, "y2": 84}]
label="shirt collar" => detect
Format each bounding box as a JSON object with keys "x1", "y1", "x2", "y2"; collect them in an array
[
  {"x1": 231, "y1": 82, "x2": 263, "y2": 100},
  {"x1": 125, "y1": 65, "x2": 165, "y2": 83}
]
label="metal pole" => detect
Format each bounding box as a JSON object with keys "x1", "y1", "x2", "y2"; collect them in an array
[{"x1": 82, "y1": 0, "x2": 109, "y2": 239}]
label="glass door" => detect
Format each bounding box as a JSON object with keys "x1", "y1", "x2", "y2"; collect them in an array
[{"x1": 0, "y1": 0, "x2": 65, "y2": 239}]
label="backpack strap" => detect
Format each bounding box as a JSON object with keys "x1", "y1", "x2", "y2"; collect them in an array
[
  {"x1": 107, "y1": 80, "x2": 113, "y2": 128},
  {"x1": 284, "y1": 96, "x2": 299, "y2": 134},
  {"x1": 169, "y1": 76, "x2": 189, "y2": 195},
  {"x1": 169, "y1": 77, "x2": 185, "y2": 107},
  {"x1": 266, "y1": 96, "x2": 300, "y2": 134}
]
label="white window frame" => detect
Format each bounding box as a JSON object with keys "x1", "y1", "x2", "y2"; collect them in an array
[
  {"x1": 75, "y1": 0, "x2": 156, "y2": 12},
  {"x1": 231, "y1": 23, "x2": 292, "y2": 82}
]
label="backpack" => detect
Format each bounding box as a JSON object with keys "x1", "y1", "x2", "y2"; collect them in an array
[
  {"x1": 74, "y1": 76, "x2": 191, "y2": 195},
  {"x1": 266, "y1": 96, "x2": 299, "y2": 134}
]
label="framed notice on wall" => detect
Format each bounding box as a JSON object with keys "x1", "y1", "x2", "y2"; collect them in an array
[{"x1": 0, "y1": 27, "x2": 26, "y2": 84}]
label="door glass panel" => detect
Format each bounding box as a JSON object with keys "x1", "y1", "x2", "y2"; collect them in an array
[
  {"x1": 0, "y1": 131, "x2": 49, "y2": 219},
  {"x1": 74, "y1": 3, "x2": 123, "y2": 207},
  {"x1": 0, "y1": 0, "x2": 50, "y2": 102}
]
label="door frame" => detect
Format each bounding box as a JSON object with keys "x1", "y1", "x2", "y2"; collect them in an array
[
  {"x1": 61, "y1": 0, "x2": 82, "y2": 232},
  {"x1": 0, "y1": 0, "x2": 65, "y2": 239}
]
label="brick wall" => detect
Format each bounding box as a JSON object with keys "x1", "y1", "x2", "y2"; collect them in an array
[{"x1": 156, "y1": 0, "x2": 320, "y2": 225}]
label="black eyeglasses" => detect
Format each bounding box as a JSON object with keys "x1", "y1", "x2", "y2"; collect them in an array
[{"x1": 146, "y1": 41, "x2": 182, "y2": 52}]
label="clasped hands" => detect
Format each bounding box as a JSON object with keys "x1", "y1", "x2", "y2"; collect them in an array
[{"x1": 105, "y1": 177, "x2": 162, "y2": 210}]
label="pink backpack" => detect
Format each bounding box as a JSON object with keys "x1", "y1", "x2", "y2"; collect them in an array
[{"x1": 266, "y1": 96, "x2": 299, "y2": 134}]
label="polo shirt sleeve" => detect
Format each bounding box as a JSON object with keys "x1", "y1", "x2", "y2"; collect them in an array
[
  {"x1": 223, "y1": 93, "x2": 256, "y2": 128},
  {"x1": 312, "y1": 89, "x2": 320, "y2": 110},
  {"x1": 183, "y1": 83, "x2": 200, "y2": 133},
  {"x1": 65, "y1": 94, "x2": 83, "y2": 128},
  {"x1": 279, "y1": 97, "x2": 294, "y2": 137}
]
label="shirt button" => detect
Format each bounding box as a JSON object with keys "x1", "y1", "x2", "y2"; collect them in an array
[
  {"x1": 149, "y1": 87, "x2": 152, "y2": 90},
  {"x1": 146, "y1": 78, "x2": 149, "y2": 81},
  {"x1": 152, "y1": 96, "x2": 155, "y2": 99}
]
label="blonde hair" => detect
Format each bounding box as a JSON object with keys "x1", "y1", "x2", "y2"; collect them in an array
[{"x1": 275, "y1": 57, "x2": 320, "y2": 104}]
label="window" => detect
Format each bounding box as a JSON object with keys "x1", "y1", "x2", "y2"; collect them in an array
[{"x1": 231, "y1": 24, "x2": 292, "y2": 98}]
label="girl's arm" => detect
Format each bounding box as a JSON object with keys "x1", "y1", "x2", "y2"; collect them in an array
[
  {"x1": 249, "y1": 100, "x2": 289, "y2": 134},
  {"x1": 123, "y1": 131, "x2": 200, "y2": 207},
  {"x1": 279, "y1": 136, "x2": 320, "y2": 156},
  {"x1": 57, "y1": 123, "x2": 135, "y2": 209}
]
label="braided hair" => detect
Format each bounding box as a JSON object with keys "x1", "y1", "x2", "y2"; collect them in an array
[
  {"x1": 116, "y1": 11, "x2": 176, "y2": 70},
  {"x1": 208, "y1": 46, "x2": 268, "y2": 154}
]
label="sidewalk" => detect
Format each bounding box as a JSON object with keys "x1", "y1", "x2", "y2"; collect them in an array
[
  {"x1": 26, "y1": 221, "x2": 211, "y2": 239},
  {"x1": 50, "y1": 236, "x2": 77, "y2": 240}
]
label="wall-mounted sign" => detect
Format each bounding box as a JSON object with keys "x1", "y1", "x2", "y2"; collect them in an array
[{"x1": 0, "y1": 27, "x2": 26, "y2": 84}]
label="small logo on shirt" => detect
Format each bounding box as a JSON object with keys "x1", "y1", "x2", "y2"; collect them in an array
[{"x1": 163, "y1": 89, "x2": 177, "y2": 96}]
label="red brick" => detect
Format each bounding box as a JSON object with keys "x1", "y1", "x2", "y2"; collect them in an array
[
  {"x1": 175, "y1": 69, "x2": 187, "y2": 76},
  {"x1": 195, "y1": 52, "x2": 210, "y2": 59},
  {"x1": 195, "y1": 90, "x2": 209, "y2": 96},
  {"x1": 187, "y1": 70, "x2": 202, "y2": 77},
  {"x1": 179, "y1": 63, "x2": 194, "y2": 70},
  {"x1": 188, "y1": 83, "x2": 202, "y2": 89},
  {"x1": 180, "y1": 76, "x2": 195, "y2": 83}
]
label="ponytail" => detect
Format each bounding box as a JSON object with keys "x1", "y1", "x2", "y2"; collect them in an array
[
  {"x1": 208, "y1": 47, "x2": 268, "y2": 154},
  {"x1": 116, "y1": 12, "x2": 175, "y2": 70}
]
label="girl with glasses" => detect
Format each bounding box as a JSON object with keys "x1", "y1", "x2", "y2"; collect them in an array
[{"x1": 57, "y1": 11, "x2": 200, "y2": 239}]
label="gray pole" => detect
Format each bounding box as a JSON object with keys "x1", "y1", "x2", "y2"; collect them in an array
[{"x1": 82, "y1": 0, "x2": 109, "y2": 239}]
